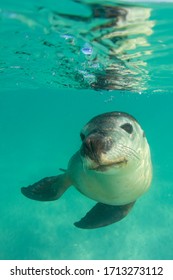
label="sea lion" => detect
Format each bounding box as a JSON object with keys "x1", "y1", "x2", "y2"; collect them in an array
[{"x1": 21, "y1": 111, "x2": 152, "y2": 229}]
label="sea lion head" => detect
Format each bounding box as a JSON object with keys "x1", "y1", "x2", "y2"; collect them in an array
[{"x1": 80, "y1": 111, "x2": 150, "y2": 174}]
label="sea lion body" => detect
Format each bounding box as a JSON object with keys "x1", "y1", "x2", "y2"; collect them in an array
[
  {"x1": 68, "y1": 150, "x2": 151, "y2": 206},
  {"x1": 21, "y1": 111, "x2": 152, "y2": 229}
]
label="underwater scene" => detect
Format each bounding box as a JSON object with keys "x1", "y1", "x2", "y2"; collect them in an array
[{"x1": 0, "y1": 0, "x2": 173, "y2": 260}]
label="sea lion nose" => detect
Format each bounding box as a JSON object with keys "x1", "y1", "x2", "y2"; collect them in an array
[
  {"x1": 83, "y1": 136, "x2": 98, "y2": 157},
  {"x1": 82, "y1": 134, "x2": 113, "y2": 161}
]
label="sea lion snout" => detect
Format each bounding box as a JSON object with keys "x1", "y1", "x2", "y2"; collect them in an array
[{"x1": 81, "y1": 134, "x2": 113, "y2": 162}]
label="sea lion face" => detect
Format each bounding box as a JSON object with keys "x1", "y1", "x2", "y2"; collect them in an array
[{"x1": 80, "y1": 112, "x2": 149, "y2": 173}]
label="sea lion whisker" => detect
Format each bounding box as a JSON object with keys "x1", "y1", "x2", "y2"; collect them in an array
[{"x1": 118, "y1": 144, "x2": 140, "y2": 160}]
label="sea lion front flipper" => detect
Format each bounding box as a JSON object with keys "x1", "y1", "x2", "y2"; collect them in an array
[
  {"x1": 21, "y1": 174, "x2": 71, "y2": 201},
  {"x1": 74, "y1": 201, "x2": 135, "y2": 229}
]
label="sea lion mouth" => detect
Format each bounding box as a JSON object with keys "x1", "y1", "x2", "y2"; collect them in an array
[{"x1": 89, "y1": 157, "x2": 128, "y2": 171}]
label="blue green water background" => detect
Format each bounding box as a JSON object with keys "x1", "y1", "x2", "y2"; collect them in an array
[{"x1": 0, "y1": 0, "x2": 173, "y2": 260}]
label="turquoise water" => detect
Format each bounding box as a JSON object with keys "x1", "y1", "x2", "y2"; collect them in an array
[{"x1": 0, "y1": 0, "x2": 173, "y2": 260}]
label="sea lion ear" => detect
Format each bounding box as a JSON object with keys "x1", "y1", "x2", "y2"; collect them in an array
[
  {"x1": 74, "y1": 201, "x2": 135, "y2": 229},
  {"x1": 80, "y1": 132, "x2": 85, "y2": 141}
]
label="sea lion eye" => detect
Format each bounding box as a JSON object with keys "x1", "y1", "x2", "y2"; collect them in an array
[
  {"x1": 120, "y1": 123, "x2": 133, "y2": 134},
  {"x1": 80, "y1": 133, "x2": 85, "y2": 141}
]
